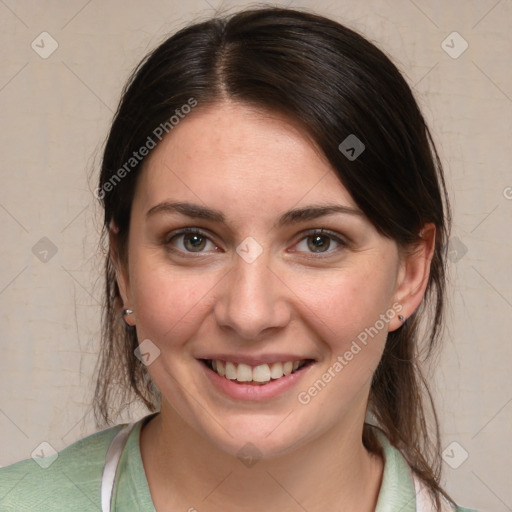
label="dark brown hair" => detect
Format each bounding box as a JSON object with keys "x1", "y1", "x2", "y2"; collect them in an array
[{"x1": 94, "y1": 7, "x2": 452, "y2": 508}]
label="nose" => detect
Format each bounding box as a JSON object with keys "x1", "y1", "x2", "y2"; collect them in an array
[{"x1": 214, "y1": 248, "x2": 291, "y2": 341}]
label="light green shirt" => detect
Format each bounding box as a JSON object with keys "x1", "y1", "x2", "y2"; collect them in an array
[{"x1": 0, "y1": 415, "x2": 479, "y2": 511}]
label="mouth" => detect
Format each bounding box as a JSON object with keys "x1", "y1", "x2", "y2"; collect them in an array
[{"x1": 200, "y1": 358, "x2": 314, "y2": 386}]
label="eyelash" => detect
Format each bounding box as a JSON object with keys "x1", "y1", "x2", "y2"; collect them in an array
[{"x1": 164, "y1": 227, "x2": 347, "y2": 257}]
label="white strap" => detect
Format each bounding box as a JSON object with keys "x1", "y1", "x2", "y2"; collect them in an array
[
  {"x1": 101, "y1": 422, "x2": 137, "y2": 512},
  {"x1": 413, "y1": 473, "x2": 456, "y2": 512}
]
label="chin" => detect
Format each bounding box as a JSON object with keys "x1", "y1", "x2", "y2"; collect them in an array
[{"x1": 196, "y1": 409, "x2": 319, "y2": 461}]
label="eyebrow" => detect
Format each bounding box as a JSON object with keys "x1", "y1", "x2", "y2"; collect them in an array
[{"x1": 146, "y1": 201, "x2": 364, "y2": 227}]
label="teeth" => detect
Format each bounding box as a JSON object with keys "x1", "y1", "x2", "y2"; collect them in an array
[
  {"x1": 270, "y1": 362, "x2": 284, "y2": 379},
  {"x1": 253, "y1": 364, "x2": 271, "y2": 383},
  {"x1": 209, "y1": 359, "x2": 306, "y2": 383},
  {"x1": 237, "y1": 363, "x2": 253, "y2": 382},
  {"x1": 225, "y1": 361, "x2": 237, "y2": 380},
  {"x1": 283, "y1": 361, "x2": 293, "y2": 375},
  {"x1": 216, "y1": 360, "x2": 226, "y2": 377}
]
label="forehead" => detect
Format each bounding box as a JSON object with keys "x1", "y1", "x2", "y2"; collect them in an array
[{"x1": 135, "y1": 101, "x2": 357, "y2": 218}]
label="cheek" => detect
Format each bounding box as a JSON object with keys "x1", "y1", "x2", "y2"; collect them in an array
[
  {"x1": 286, "y1": 261, "x2": 398, "y2": 405},
  {"x1": 129, "y1": 256, "x2": 221, "y2": 350},
  {"x1": 291, "y1": 269, "x2": 394, "y2": 416},
  {"x1": 289, "y1": 263, "x2": 396, "y2": 348}
]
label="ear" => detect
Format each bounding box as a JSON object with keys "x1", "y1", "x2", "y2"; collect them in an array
[
  {"x1": 109, "y1": 223, "x2": 135, "y2": 327},
  {"x1": 388, "y1": 223, "x2": 436, "y2": 332}
]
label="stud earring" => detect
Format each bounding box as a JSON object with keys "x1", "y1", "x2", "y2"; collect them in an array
[
  {"x1": 398, "y1": 314, "x2": 405, "y2": 323},
  {"x1": 122, "y1": 308, "x2": 134, "y2": 327}
]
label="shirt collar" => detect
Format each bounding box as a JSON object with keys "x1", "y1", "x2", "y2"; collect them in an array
[
  {"x1": 116, "y1": 416, "x2": 418, "y2": 511},
  {"x1": 372, "y1": 427, "x2": 417, "y2": 512}
]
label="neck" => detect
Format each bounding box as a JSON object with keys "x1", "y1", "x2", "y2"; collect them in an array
[{"x1": 140, "y1": 404, "x2": 384, "y2": 512}]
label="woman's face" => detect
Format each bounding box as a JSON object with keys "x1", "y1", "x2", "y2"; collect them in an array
[{"x1": 117, "y1": 101, "x2": 410, "y2": 457}]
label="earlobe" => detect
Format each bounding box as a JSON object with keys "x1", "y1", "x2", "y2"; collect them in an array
[{"x1": 389, "y1": 223, "x2": 436, "y2": 332}]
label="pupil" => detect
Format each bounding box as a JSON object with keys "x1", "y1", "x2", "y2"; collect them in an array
[
  {"x1": 309, "y1": 235, "x2": 329, "y2": 252},
  {"x1": 185, "y1": 234, "x2": 205, "y2": 251}
]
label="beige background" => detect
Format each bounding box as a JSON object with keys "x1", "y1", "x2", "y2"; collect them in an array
[{"x1": 0, "y1": 0, "x2": 510, "y2": 510}]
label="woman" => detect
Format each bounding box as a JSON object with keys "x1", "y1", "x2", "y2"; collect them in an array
[{"x1": 0, "y1": 7, "x2": 479, "y2": 512}]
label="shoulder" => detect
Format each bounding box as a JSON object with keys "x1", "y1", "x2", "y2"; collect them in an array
[{"x1": 0, "y1": 422, "x2": 125, "y2": 511}]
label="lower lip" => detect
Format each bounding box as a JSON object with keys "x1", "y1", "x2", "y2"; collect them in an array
[{"x1": 200, "y1": 361, "x2": 313, "y2": 401}]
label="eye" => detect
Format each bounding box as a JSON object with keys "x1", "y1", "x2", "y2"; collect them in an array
[
  {"x1": 291, "y1": 229, "x2": 346, "y2": 254},
  {"x1": 166, "y1": 228, "x2": 219, "y2": 253}
]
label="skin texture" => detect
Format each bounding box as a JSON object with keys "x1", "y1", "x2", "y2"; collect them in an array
[{"x1": 113, "y1": 101, "x2": 436, "y2": 511}]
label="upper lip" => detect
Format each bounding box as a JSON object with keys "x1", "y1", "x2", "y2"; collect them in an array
[{"x1": 197, "y1": 354, "x2": 315, "y2": 366}]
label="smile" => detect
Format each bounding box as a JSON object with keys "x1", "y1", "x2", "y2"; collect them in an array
[{"x1": 203, "y1": 359, "x2": 310, "y2": 385}]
